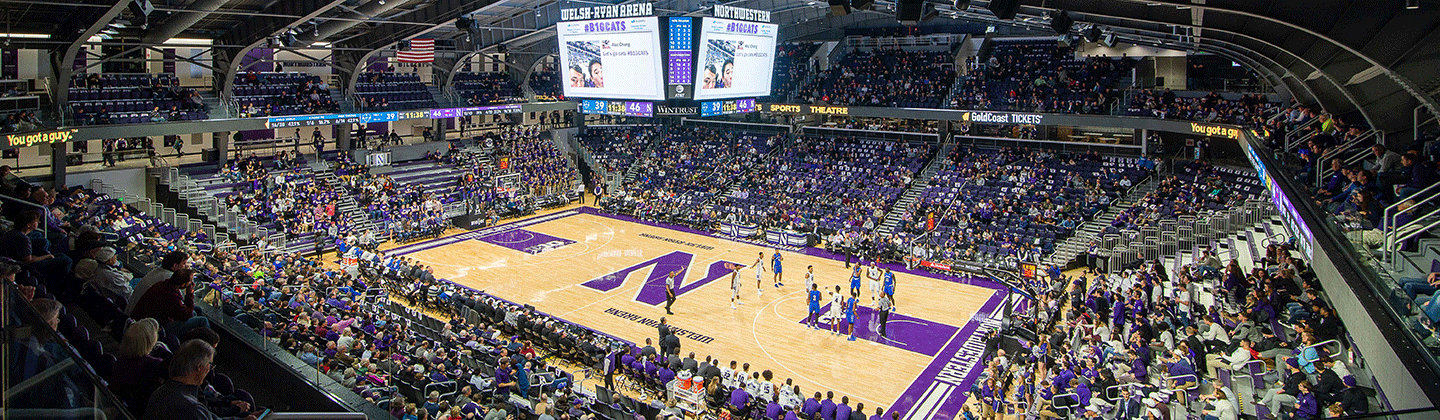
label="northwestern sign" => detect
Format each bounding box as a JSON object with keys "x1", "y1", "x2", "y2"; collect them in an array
[
  {"x1": 713, "y1": 5, "x2": 772, "y2": 23},
  {"x1": 581, "y1": 251, "x2": 742, "y2": 305}
]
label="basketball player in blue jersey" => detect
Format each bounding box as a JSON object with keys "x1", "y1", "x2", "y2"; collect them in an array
[
  {"x1": 806, "y1": 283, "x2": 821, "y2": 329},
  {"x1": 882, "y1": 268, "x2": 896, "y2": 312},
  {"x1": 848, "y1": 266, "x2": 862, "y2": 298},
  {"x1": 753, "y1": 252, "x2": 766, "y2": 298},
  {"x1": 771, "y1": 248, "x2": 784, "y2": 288},
  {"x1": 845, "y1": 294, "x2": 858, "y2": 340}
]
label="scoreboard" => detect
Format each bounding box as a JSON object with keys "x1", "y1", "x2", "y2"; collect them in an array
[
  {"x1": 699, "y1": 98, "x2": 756, "y2": 117},
  {"x1": 581, "y1": 99, "x2": 655, "y2": 117}
]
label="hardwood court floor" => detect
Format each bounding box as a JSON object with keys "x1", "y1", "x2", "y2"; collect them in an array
[{"x1": 397, "y1": 205, "x2": 997, "y2": 412}]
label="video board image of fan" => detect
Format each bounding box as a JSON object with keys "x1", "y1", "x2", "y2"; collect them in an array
[
  {"x1": 565, "y1": 41, "x2": 605, "y2": 89},
  {"x1": 698, "y1": 39, "x2": 737, "y2": 90}
]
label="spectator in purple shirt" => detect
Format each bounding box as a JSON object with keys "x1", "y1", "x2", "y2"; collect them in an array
[
  {"x1": 494, "y1": 357, "x2": 516, "y2": 396},
  {"x1": 868, "y1": 407, "x2": 884, "y2": 420},
  {"x1": 730, "y1": 387, "x2": 750, "y2": 412},
  {"x1": 835, "y1": 397, "x2": 852, "y2": 420},
  {"x1": 820, "y1": 392, "x2": 837, "y2": 420},
  {"x1": 802, "y1": 393, "x2": 822, "y2": 418}
]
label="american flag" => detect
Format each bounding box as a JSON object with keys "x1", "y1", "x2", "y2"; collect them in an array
[{"x1": 396, "y1": 38, "x2": 434, "y2": 63}]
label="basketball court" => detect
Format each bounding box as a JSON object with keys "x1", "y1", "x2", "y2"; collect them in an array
[{"x1": 385, "y1": 205, "x2": 1007, "y2": 420}]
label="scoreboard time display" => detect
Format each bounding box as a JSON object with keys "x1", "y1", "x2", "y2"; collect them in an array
[
  {"x1": 699, "y1": 98, "x2": 756, "y2": 117},
  {"x1": 581, "y1": 99, "x2": 655, "y2": 117}
]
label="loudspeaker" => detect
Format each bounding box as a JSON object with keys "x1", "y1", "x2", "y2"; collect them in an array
[
  {"x1": 987, "y1": 0, "x2": 1019, "y2": 20},
  {"x1": 1101, "y1": 33, "x2": 1117, "y2": 48},
  {"x1": 953, "y1": 0, "x2": 971, "y2": 11},
  {"x1": 1049, "y1": 11, "x2": 1073, "y2": 34},
  {"x1": 202, "y1": 148, "x2": 219, "y2": 162},
  {"x1": 1085, "y1": 26, "x2": 1103, "y2": 43},
  {"x1": 456, "y1": 16, "x2": 473, "y2": 31},
  {"x1": 129, "y1": 0, "x2": 153, "y2": 17},
  {"x1": 896, "y1": 0, "x2": 925, "y2": 24},
  {"x1": 852, "y1": 0, "x2": 874, "y2": 10},
  {"x1": 829, "y1": 0, "x2": 851, "y2": 16}
]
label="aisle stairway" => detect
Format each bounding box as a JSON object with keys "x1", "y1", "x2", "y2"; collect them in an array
[
  {"x1": 877, "y1": 140, "x2": 955, "y2": 235},
  {"x1": 1045, "y1": 177, "x2": 1159, "y2": 267}
]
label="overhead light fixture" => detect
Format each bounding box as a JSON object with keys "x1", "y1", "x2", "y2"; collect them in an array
[
  {"x1": 1407, "y1": 0, "x2": 1420, "y2": 9},
  {"x1": 101, "y1": 29, "x2": 119, "y2": 35},
  {"x1": 311, "y1": 41, "x2": 331, "y2": 47},
  {"x1": 0, "y1": 33, "x2": 52, "y2": 39},
  {"x1": 378, "y1": 0, "x2": 385, "y2": 4}
]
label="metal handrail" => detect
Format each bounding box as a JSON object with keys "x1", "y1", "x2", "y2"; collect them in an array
[
  {"x1": 1284, "y1": 118, "x2": 1324, "y2": 151},
  {"x1": 1382, "y1": 182, "x2": 1440, "y2": 267},
  {"x1": 1314, "y1": 130, "x2": 1379, "y2": 187},
  {"x1": 1386, "y1": 213, "x2": 1440, "y2": 269}
]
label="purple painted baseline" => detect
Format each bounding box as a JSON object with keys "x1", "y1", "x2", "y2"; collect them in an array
[
  {"x1": 797, "y1": 304, "x2": 958, "y2": 356},
  {"x1": 889, "y1": 291, "x2": 1005, "y2": 420}
]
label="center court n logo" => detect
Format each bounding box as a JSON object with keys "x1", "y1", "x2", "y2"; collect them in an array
[{"x1": 581, "y1": 251, "x2": 742, "y2": 305}]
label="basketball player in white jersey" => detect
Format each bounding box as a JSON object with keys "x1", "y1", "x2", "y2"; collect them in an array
[
  {"x1": 829, "y1": 285, "x2": 844, "y2": 335},
  {"x1": 754, "y1": 251, "x2": 766, "y2": 298},
  {"x1": 804, "y1": 265, "x2": 816, "y2": 292},
  {"x1": 867, "y1": 262, "x2": 883, "y2": 302},
  {"x1": 729, "y1": 262, "x2": 747, "y2": 309}
]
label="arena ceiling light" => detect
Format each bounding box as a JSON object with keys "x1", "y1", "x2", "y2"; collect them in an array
[
  {"x1": 0, "y1": 33, "x2": 50, "y2": 39},
  {"x1": 1407, "y1": 0, "x2": 1419, "y2": 9}
]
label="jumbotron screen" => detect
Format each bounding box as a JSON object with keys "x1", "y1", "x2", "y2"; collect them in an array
[
  {"x1": 556, "y1": 17, "x2": 666, "y2": 101},
  {"x1": 691, "y1": 17, "x2": 778, "y2": 100}
]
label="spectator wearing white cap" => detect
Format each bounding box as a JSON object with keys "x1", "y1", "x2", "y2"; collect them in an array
[{"x1": 74, "y1": 246, "x2": 135, "y2": 302}]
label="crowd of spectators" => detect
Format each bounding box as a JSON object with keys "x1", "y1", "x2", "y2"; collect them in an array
[
  {"x1": 948, "y1": 40, "x2": 1131, "y2": 114},
  {"x1": 356, "y1": 72, "x2": 438, "y2": 111},
  {"x1": 603, "y1": 127, "x2": 778, "y2": 226},
  {"x1": 530, "y1": 66, "x2": 564, "y2": 101},
  {"x1": 770, "y1": 42, "x2": 820, "y2": 102},
  {"x1": 233, "y1": 72, "x2": 340, "y2": 118},
  {"x1": 454, "y1": 72, "x2": 527, "y2": 106},
  {"x1": 1255, "y1": 101, "x2": 1440, "y2": 338},
  {"x1": 971, "y1": 243, "x2": 1365, "y2": 420},
  {"x1": 497, "y1": 126, "x2": 577, "y2": 197},
  {"x1": 1103, "y1": 160, "x2": 1258, "y2": 236},
  {"x1": 218, "y1": 154, "x2": 352, "y2": 244},
  {"x1": 0, "y1": 170, "x2": 276, "y2": 420},
  {"x1": 896, "y1": 148, "x2": 1144, "y2": 265},
  {"x1": 339, "y1": 157, "x2": 450, "y2": 244},
  {"x1": 716, "y1": 135, "x2": 932, "y2": 235},
  {"x1": 70, "y1": 73, "x2": 210, "y2": 125},
  {"x1": 1125, "y1": 90, "x2": 1277, "y2": 126},
  {"x1": 797, "y1": 49, "x2": 955, "y2": 108},
  {"x1": 1, "y1": 110, "x2": 45, "y2": 132},
  {"x1": 575, "y1": 126, "x2": 658, "y2": 175}
]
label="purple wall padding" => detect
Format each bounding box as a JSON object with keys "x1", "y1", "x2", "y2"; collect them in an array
[{"x1": 240, "y1": 48, "x2": 275, "y2": 73}]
